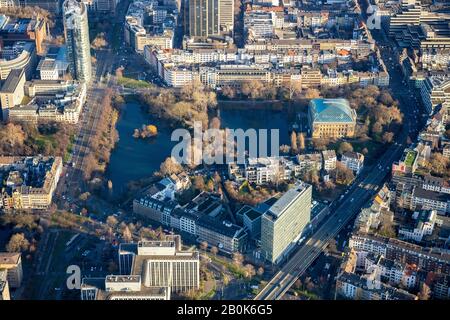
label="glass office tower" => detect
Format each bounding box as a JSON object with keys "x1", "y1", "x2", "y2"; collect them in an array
[{"x1": 63, "y1": 0, "x2": 92, "y2": 83}]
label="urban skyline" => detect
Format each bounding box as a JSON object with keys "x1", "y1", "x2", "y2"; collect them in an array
[{"x1": 0, "y1": 0, "x2": 448, "y2": 307}]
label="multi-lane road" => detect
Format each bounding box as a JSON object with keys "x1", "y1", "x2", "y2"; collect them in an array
[
  {"x1": 56, "y1": 0, "x2": 131, "y2": 199},
  {"x1": 255, "y1": 9, "x2": 424, "y2": 300}
]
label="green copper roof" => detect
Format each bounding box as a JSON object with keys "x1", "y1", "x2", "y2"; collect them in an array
[{"x1": 309, "y1": 98, "x2": 356, "y2": 123}]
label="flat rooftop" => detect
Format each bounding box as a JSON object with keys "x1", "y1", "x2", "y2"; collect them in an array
[
  {"x1": 0, "y1": 68, "x2": 24, "y2": 93},
  {"x1": 267, "y1": 183, "x2": 311, "y2": 219},
  {"x1": 0, "y1": 252, "x2": 21, "y2": 265}
]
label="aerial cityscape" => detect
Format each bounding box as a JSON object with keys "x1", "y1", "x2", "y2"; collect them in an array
[{"x1": 0, "y1": 0, "x2": 449, "y2": 304}]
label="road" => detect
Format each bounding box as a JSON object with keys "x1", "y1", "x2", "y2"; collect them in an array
[
  {"x1": 56, "y1": 0, "x2": 131, "y2": 200},
  {"x1": 254, "y1": 4, "x2": 424, "y2": 300}
]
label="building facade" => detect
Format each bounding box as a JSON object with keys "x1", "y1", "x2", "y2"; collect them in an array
[
  {"x1": 308, "y1": 98, "x2": 357, "y2": 139},
  {"x1": 261, "y1": 183, "x2": 312, "y2": 264},
  {"x1": 63, "y1": 0, "x2": 92, "y2": 83}
]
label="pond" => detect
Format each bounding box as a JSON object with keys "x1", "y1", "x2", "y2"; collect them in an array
[{"x1": 106, "y1": 101, "x2": 291, "y2": 197}]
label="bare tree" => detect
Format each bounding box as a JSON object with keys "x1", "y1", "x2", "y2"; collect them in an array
[
  {"x1": 210, "y1": 246, "x2": 218, "y2": 256},
  {"x1": 418, "y1": 283, "x2": 431, "y2": 300},
  {"x1": 291, "y1": 131, "x2": 298, "y2": 154},
  {"x1": 200, "y1": 241, "x2": 208, "y2": 251},
  {"x1": 106, "y1": 215, "x2": 118, "y2": 229},
  {"x1": 232, "y1": 252, "x2": 244, "y2": 266},
  {"x1": 298, "y1": 132, "x2": 305, "y2": 151},
  {"x1": 257, "y1": 267, "x2": 264, "y2": 277},
  {"x1": 6, "y1": 233, "x2": 30, "y2": 253},
  {"x1": 159, "y1": 157, "x2": 182, "y2": 176}
]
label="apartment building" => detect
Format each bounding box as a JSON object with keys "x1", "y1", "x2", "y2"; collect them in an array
[
  {"x1": 349, "y1": 234, "x2": 450, "y2": 274},
  {"x1": 392, "y1": 149, "x2": 419, "y2": 174},
  {"x1": 296, "y1": 153, "x2": 323, "y2": 174},
  {"x1": 411, "y1": 186, "x2": 449, "y2": 214},
  {"x1": 244, "y1": 157, "x2": 280, "y2": 185},
  {"x1": 341, "y1": 152, "x2": 365, "y2": 175},
  {"x1": 336, "y1": 271, "x2": 418, "y2": 300},
  {"x1": 0, "y1": 156, "x2": 62, "y2": 210},
  {"x1": 398, "y1": 210, "x2": 437, "y2": 242}
]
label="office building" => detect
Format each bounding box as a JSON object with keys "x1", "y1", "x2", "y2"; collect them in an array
[
  {"x1": 63, "y1": 0, "x2": 92, "y2": 83},
  {"x1": 81, "y1": 276, "x2": 171, "y2": 300},
  {"x1": 219, "y1": 0, "x2": 233, "y2": 34},
  {"x1": 196, "y1": 215, "x2": 248, "y2": 254},
  {"x1": 0, "y1": 269, "x2": 10, "y2": 300},
  {"x1": 0, "y1": 41, "x2": 36, "y2": 80},
  {"x1": 0, "y1": 68, "x2": 25, "y2": 121},
  {"x1": 0, "y1": 252, "x2": 23, "y2": 288},
  {"x1": 341, "y1": 152, "x2": 365, "y2": 175},
  {"x1": 322, "y1": 150, "x2": 337, "y2": 171},
  {"x1": 37, "y1": 46, "x2": 69, "y2": 80},
  {"x1": 308, "y1": 98, "x2": 357, "y2": 139},
  {"x1": 261, "y1": 183, "x2": 312, "y2": 264},
  {"x1": 187, "y1": 0, "x2": 220, "y2": 38},
  {"x1": 110, "y1": 236, "x2": 199, "y2": 294},
  {"x1": 0, "y1": 15, "x2": 48, "y2": 55}
]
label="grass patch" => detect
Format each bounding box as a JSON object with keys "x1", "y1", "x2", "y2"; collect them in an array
[
  {"x1": 64, "y1": 136, "x2": 74, "y2": 163},
  {"x1": 118, "y1": 76, "x2": 153, "y2": 89},
  {"x1": 295, "y1": 289, "x2": 321, "y2": 300},
  {"x1": 404, "y1": 150, "x2": 417, "y2": 167},
  {"x1": 32, "y1": 134, "x2": 58, "y2": 150},
  {"x1": 200, "y1": 285, "x2": 216, "y2": 300},
  {"x1": 210, "y1": 254, "x2": 246, "y2": 279}
]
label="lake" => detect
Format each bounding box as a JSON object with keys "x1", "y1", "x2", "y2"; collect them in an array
[{"x1": 106, "y1": 101, "x2": 290, "y2": 197}]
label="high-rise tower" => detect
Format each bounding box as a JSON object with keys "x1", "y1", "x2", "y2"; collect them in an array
[{"x1": 63, "y1": 0, "x2": 92, "y2": 83}]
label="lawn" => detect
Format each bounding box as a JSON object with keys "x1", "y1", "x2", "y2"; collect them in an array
[
  {"x1": 33, "y1": 134, "x2": 57, "y2": 150},
  {"x1": 64, "y1": 134, "x2": 76, "y2": 163},
  {"x1": 209, "y1": 254, "x2": 246, "y2": 279},
  {"x1": 404, "y1": 151, "x2": 417, "y2": 167},
  {"x1": 118, "y1": 76, "x2": 153, "y2": 89}
]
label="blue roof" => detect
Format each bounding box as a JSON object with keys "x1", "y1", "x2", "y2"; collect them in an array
[{"x1": 309, "y1": 98, "x2": 356, "y2": 123}]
